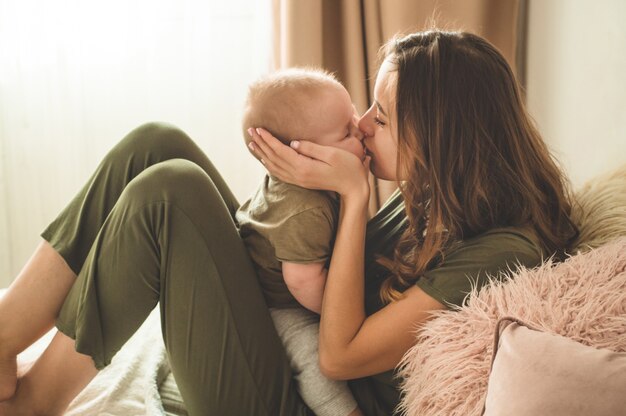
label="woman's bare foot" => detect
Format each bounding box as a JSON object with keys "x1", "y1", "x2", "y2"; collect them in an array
[
  {"x1": 0, "y1": 352, "x2": 17, "y2": 401},
  {"x1": 0, "y1": 401, "x2": 12, "y2": 416},
  {"x1": 0, "y1": 401, "x2": 19, "y2": 416},
  {"x1": 348, "y1": 406, "x2": 365, "y2": 416},
  {"x1": 0, "y1": 331, "x2": 99, "y2": 416},
  {"x1": 0, "y1": 393, "x2": 40, "y2": 416}
]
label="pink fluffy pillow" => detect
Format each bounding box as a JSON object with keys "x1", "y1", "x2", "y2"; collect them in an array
[
  {"x1": 397, "y1": 237, "x2": 626, "y2": 416},
  {"x1": 482, "y1": 317, "x2": 626, "y2": 415}
]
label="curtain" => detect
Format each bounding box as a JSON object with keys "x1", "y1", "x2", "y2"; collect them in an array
[
  {"x1": 272, "y1": 0, "x2": 524, "y2": 215},
  {"x1": 0, "y1": 0, "x2": 272, "y2": 287}
]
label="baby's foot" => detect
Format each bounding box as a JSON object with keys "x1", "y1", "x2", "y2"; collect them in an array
[{"x1": 0, "y1": 352, "x2": 17, "y2": 401}]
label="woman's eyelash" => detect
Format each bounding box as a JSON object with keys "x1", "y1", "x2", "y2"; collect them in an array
[{"x1": 374, "y1": 117, "x2": 386, "y2": 126}]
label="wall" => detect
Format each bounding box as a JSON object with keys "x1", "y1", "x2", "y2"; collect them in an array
[
  {"x1": 0, "y1": 0, "x2": 270, "y2": 288},
  {"x1": 525, "y1": 0, "x2": 626, "y2": 188}
]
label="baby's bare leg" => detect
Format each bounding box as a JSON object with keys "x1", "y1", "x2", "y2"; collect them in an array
[{"x1": 0, "y1": 240, "x2": 76, "y2": 401}]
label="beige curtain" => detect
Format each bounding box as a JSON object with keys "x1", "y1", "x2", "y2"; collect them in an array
[{"x1": 273, "y1": 0, "x2": 523, "y2": 215}]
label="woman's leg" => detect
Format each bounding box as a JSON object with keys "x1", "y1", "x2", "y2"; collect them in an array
[
  {"x1": 40, "y1": 121, "x2": 239, "y2": 277},
  {"x1": 0, "y1": 122, "x2": 240, "y2": 404},
  {"x1": 0, "y1": 331, "x2": 98, "y2": 415},
  {"x1": 8, "y1": 158, "x2": 311, "y2": 415},
  {"x1": 0, "y1": 241, "x2": 76, "y2": 401}
]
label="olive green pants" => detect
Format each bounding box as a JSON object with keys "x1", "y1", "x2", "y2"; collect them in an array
[{"x1": 42, "y1": 123, "x2": 313, "y2": 415}]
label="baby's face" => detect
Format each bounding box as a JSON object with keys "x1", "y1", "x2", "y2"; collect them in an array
[{"x1": 304, "y1": 85, "x2": 365, "y2": 160}]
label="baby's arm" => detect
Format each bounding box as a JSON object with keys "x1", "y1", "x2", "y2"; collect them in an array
[{"x1": 282, "y1": 261, "x2": 327, "y2": 314}]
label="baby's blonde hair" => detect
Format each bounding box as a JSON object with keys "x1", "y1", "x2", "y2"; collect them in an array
[{"x1": 241, "y1": 67, "x2": 343, "y2": 156}]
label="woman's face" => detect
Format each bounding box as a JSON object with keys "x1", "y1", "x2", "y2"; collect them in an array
[{"x1": 358, "y1": 59, "x2": 400, "y2": 181}]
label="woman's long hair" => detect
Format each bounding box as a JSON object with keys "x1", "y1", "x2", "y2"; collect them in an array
[{"x1": 378, "y1": 30, "x2": 579, "y2": 304}]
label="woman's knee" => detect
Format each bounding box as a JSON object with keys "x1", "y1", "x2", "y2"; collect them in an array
[
  {"x1": 127, "y1": 158, "x2": 209, "y2": 195},
  {"x1": 123, "y1": 159, "x2": 215, "y2": 206},
  {"x1": 111, "y1": 122, "x2": 199, "y2": 162}
]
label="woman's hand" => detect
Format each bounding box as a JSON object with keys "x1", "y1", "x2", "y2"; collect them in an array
[{"x1": 248, "y1": 128, "x2": 371, "y2": 201}]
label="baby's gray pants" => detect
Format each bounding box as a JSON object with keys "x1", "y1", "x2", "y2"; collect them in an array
[{"x1": 270, "y1": 307, "x2": 358, "y2": 416}]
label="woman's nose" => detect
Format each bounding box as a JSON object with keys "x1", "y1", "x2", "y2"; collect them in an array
[
  {"x1": 352, "y1": 123, "x2": 364, "y2": 141},
  {"x1": 358, "y1": 115, "x2": 373, "y2": 139}
]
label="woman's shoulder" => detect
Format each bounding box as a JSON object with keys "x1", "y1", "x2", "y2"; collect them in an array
[
  {"x1": 444, "y1": 226, "x2": 545, "y2": 271},
  {"x1": 469, "y1": 226, "x2": 543, "y2": 257},
  {"x1": 416, "y1": 226, "x2": 545, "y2": 308}
]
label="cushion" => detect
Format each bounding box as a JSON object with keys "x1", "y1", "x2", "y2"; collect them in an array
[
  {"x1": 482, "y1": 317, "x2": 626, "y2": 415},
  {"x1": 396, "y1": 236, "x2": 626, "y2": 416},
  {"x1": 571, "y1": 163, "x2": 626, "y2": 251}
]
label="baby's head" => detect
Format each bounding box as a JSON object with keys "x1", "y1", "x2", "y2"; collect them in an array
[{"x1": 242, "y1": 68, "x2": 364, "y2": 161}]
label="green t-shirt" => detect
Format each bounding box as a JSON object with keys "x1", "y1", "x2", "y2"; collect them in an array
[
  {"x1": 235, "y1": 175, "x2": 339, "y2": 309},
  {"x1": 353, "y1": 189, "x2": 545, "y2": 413},
  {"x1": 362, "y1": 189, "x2": 544, "y2": 314}
]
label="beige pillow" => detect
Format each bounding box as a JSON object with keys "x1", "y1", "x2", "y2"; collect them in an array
[
  {"x1": 482, "y1": 317, "x2": 626, "y2": 416},
  {"x1": 571, "y1": 163, "x2": 626, "y2": 251}
]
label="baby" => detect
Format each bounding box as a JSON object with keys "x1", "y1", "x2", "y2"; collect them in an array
[{"x1": 236, "y1": 68, "x2": 365, "y2": 416}]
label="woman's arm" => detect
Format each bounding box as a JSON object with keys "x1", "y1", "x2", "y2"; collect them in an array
[
  {"x1": 249, "y1": 128, "x2": 446, "y2": 379},
  {"x1": 317, "y1": 189, "x2": 368, "y2": 376},
  {"x1": 318, "y1": 190, "x2": 446, "y2": 380}
]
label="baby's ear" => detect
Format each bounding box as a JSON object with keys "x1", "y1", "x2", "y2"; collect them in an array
[
  {"x1": 271, "y1": 131, "x2": 291, "y2": 146},
  {"x1": 246, "y1": 145, "x2": 263, "y2": 163},
  {"x1": 243, "y1": 128, "x2": 263, "y2": 162}
]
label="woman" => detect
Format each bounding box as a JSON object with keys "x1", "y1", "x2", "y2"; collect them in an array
[{"x1": 0, "y1": 30, "x2": 577, "y2": 415}]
